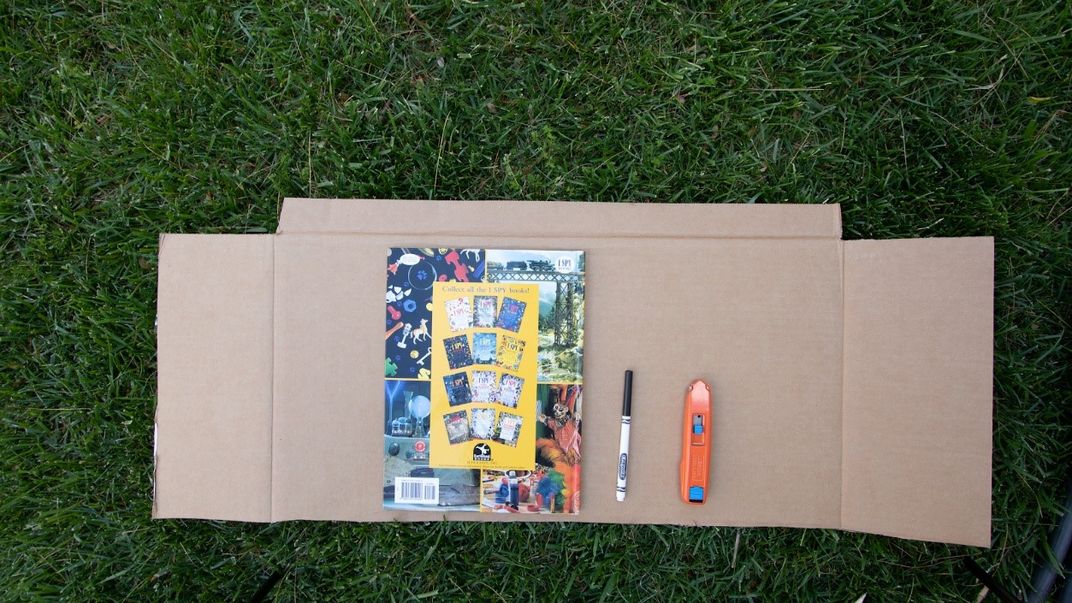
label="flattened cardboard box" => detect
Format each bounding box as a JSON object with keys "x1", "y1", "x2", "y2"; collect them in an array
[{"x1": 154, "y1": 199, "x2": 993, "y2": 546}]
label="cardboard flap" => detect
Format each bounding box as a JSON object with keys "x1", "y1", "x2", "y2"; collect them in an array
[
  {"x1": 841, "y1": 238, "x2": 994, "y2": 546},
  {"x1": 277, "y1": 198, "x2": 843, "y2": 239},
  {"x1": 154, "y1": 234, "x2": 274, "y2": 521}
]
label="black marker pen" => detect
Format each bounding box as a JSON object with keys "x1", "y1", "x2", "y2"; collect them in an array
[{"x1": 616, "y1": 370, "x2": 633, "y2": 502}]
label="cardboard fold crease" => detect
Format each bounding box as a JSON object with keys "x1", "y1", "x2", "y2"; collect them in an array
[{"x1": 154, "y1": 199, "x2": 993, "y2": 546}]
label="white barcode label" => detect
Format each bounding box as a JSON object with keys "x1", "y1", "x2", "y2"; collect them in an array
[{"x1": 394, "y1": 477, "x2": 439, "y2": 505}]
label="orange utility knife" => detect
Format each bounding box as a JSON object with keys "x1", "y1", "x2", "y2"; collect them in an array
[{"x1": 679, "y1": 379, "x2": 712, "y2": 504}]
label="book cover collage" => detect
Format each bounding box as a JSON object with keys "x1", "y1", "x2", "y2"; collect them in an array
[{"x1": 384, "y1": 248, "x2": 584, "y2": 513}]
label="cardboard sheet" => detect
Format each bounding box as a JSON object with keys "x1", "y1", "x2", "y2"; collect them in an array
[{"x1": 154, "y1": 200, "x2": 994, "y2": 546}]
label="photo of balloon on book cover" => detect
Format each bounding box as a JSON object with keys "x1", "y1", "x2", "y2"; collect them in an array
[
  {"x1": 383, "y1": 248, "x2": 584, "y2": 513},
  {"x1": 382, "y1": 379, "x2": 481, "y2": 512}
]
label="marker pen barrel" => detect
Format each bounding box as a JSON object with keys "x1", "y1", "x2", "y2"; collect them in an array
[{"x1": 616, "y1": 370, "x2": 633, "y2": 502}]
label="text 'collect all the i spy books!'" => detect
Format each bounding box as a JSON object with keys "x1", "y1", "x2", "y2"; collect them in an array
[{"x1": 383, "y1": 248, "x2": 584, "y2": 514}]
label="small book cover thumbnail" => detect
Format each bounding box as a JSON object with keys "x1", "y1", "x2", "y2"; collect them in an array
[
  {"x1": 473, "y1": 296, "x2": 497, "y2": 328},
  {"x1": 445, "y1": 297, "x2": 473, "y2": 332},
  {"x1": 470, "y1": 370, "x2": 498, "y2": 404},
  {"x1": 470, "y1": 408, "x2": 497, "y2": 440},
  {"x1": 444, "y1": 335, "x2": 473, "y2": 370},
  {"x1": 443, "y1": 410, "x2": 470, "y2": 444},
  {"x1": 471, "y1": 332, "x2": 496, "y2": 365},
  {"x1": 444, "y1": 372, "x2": 472, "y2": 407},
  {"x1": 496, "y1": 335, "x2": 525, "y2": 372},
  {"x1": 498, "y1": 374, "x2": 524, "y2": 409},
  {"x1": 495, "y1": 412, "x2": 523, "y2": 447},
  {"x1": 495, "y1": 297, "x2": 526, "y2": 332}
]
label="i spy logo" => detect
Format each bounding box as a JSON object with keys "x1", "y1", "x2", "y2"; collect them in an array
[{"x1": 472, "y1": 443, "x2": 492, "y2": 462}]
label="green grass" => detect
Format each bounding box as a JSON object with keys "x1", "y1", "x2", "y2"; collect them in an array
[{"x1": 1, "y1": 0, "x2": 1070, "y2": 600}]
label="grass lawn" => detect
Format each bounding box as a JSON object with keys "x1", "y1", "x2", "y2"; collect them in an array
[{"x1": 2, "y1": 1, "x2": 1070, "y2": 600}]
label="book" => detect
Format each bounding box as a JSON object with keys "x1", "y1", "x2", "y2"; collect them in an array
[{"x1": 384, "y1": 248, "x2": 585, "y2": 514}]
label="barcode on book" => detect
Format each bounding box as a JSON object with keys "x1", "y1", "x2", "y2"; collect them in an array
[{"x1": 394, "y1": 477, "x2": 439, "y2": 505}]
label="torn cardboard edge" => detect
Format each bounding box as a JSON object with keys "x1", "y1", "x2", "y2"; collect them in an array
[{"x1": 154, "y1": 199, "x2": 993, "y2": 547}]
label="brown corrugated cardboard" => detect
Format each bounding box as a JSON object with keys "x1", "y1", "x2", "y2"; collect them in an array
[
  {"x1": 154, "y1": 234, "x2": 274, "y2": 521},
  {"x1": 275, "y1": 198, "x2": 843, "y2": 239},
  {"x1": 154, "y1": 200, "x2": 993, "y2": 546},
  {"x1": 841, "y1": 238, "x2": 993, "y2": 546}
]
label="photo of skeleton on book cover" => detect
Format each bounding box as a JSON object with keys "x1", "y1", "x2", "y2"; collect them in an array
[{"x1": 384, "y1": 248, "x2": 584, "y2": 514}]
